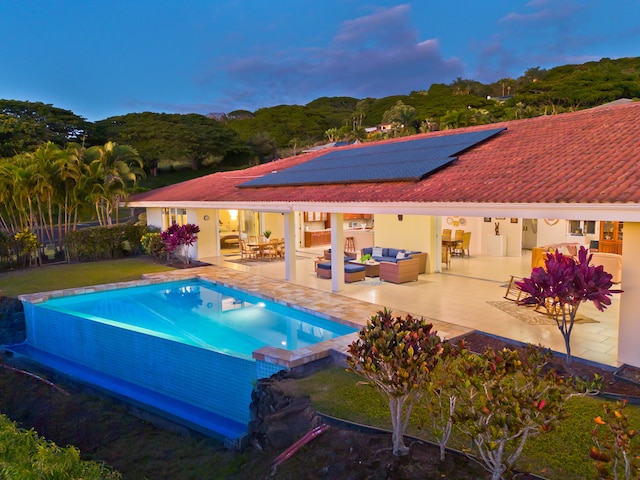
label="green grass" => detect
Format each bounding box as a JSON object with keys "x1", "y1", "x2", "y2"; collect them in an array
[
  {"x1": 0, "y1": 258, "x2": 175, "y2": 297},
  {"x1": 293, "y1": 366, "x2": 640, "y2": 480}
]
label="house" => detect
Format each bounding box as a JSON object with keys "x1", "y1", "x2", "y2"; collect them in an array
[{"x1": 128, "y1": 101, "x2": 640, "y2": 368}]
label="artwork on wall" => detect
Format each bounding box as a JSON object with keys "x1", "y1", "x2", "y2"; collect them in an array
[
  {"x1": 446, "y1": 216, "x2": 467, "y2": 227},
  {"x1": 484, "y1": 217, "x2": 492, "y2": 222},
  {"x1": 510, "y1": 218, "x2": 519, "y2": 224}
]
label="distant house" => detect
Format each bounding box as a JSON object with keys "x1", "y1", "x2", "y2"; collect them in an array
[{"x1": 129, "y1": 101, "x2": 640, "y2": 368}]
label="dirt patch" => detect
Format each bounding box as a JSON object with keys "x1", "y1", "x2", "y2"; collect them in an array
[{"x1": 0, "y1": 331, "x2": 638, "y2": 479}]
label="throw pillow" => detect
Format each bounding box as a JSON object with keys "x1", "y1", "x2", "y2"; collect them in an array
[
  {"x1": 396, "y1": 251, "x2": 406, "y2": 259},
  {"x1": 372, "y1": 247, "x2": 383, "y2": 257}
]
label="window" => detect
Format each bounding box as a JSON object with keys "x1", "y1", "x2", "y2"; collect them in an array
[
  {"x1": 162, "y1": 208, "x2": 187, "y2": 229},
  {"x1": 568, "y1": 220, "x2": 595, "y2": 235}
]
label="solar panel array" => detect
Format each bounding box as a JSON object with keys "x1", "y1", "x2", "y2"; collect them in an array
[{"x1": 239, "y1": 127, "x2": 506, "y2": 188}]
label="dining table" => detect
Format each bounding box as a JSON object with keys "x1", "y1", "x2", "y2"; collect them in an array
[{"x1": 247, "y1": 241, "x2": 281, "y2": 260}]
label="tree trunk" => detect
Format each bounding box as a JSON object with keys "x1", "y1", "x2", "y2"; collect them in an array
[{"x1": 388, "y1": 396, "x2": 410, "y2": 456}]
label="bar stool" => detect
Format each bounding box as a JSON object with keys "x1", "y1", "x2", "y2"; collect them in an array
[{"x1": 345, "y1": 237, "x2": 356, "y2": 253}]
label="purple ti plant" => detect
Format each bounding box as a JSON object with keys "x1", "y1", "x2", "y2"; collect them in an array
[{"x1": 516, "y1": 246, "x2": 622, "y2": 365}]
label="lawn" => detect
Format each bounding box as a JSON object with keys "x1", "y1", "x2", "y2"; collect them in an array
[{"x1": 0, "y1": 257, "x2": 175, "y2": 297}]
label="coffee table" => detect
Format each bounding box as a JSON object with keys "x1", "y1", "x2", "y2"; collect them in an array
[{"x1": 349, "y1": 260, "x2": 380, "y2": 277}]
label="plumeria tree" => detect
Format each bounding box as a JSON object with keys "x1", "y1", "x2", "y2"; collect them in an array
[
  {"x1": 347, "y1": 308, "x2": 446, "y2": 456},
  {"x1": 160, "y1": 223, "x2": 200, "y2": 264},
  {"x1": 516, "y1": 246, "x2": 622, "y2": 365}
]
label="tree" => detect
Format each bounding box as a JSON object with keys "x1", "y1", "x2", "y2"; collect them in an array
[
  {"x1": 94, "y1": 112, "x2": 250, "y2": 174},
  {"x1": 381, "y1": 101, "x2": 418, "y2": 134},
  {"x1": 0, "y1": 100, "x2": 90, "y2": 156},
  {"x1": 246, "y1": 131, "x2": 279, "y2": 163},
  {"x1": 516, "y1": 246, "x2": 622, "y2": 365},
  {"x1": 84, "y1": 142, "x2": 144, "y2": 225},
  {"x1": 453, "y1": 345, "x2": 572, "y2": 480},
  {"x1": 347, "y1": 308, "x2": 446, "y2": 456}
]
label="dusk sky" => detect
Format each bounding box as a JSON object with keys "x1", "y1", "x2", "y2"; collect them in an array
[{"x1": 1, "y1": 1, "x2": 638, "y2": 121}]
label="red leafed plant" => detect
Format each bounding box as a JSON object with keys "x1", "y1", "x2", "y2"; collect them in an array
[
  {"x1": 159, "y1": 223, "x2": 200, "y2": 264},
  {"x1": 516, "y1": 246, "x2": 622, "y2": 365}
]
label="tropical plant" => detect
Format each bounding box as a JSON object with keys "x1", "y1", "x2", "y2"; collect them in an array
[
  {"x1": 159, "y1": 223, "x2": 200, "y2": 264},
  {"x1": 347, "y1": 308, "x2": 446, "y2": 456},
  {"x1": 417, "y1": 340, "x2": 470, "y2": 461},
  {"x1": 0, "y1": 414, "x2": 121, "y2": 479},
  {"x1": 84, "y1": 141, "x2": 144, "y2": 226},
  {"x1": 359, "y1": 253, "x2": 372, "y2": 263},
  {"x1": 13, "y1": 228, "x2": 40, "y2": 267},
  {"x1": 453, "y1": 344, "x2": 572, "y2": 480},
  {"x1": 140, "y1": 231, "x2": 165, "y2": 260},
  {"x1": 592, "y1": 399, "x2": 640, "y2": 480},
  {"x1": 262, "y1": 230, "x2": 272, "y2": 240},
  {"x1": 516, "y1": 246, "x2": 622, "y2": 365}
]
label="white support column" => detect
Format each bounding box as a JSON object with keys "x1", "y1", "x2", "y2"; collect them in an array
[
  {"x1": 212, "y1": 210, "x2": 221, "y2": 257},
  {"x1": 330, "y1": 213, "x2": 345, "y2": 292},
  {"x1": 283, "y1": 213, "x2": 297, "y2": 282},
  {"x1": 433, "y1": 215, "x2": 443, "y2": 273},
  {"x1": 618, "y1": 222, "x2": 640, "y2": 367}
]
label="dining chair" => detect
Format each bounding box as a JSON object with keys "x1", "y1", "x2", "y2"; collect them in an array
[
  {"x1": 456, "y1": 232, "x2": 471, "y2": 257},
  {"x1": 442, "y1": 228, "x2": 452, "y2": 240},
  {"x1": 454, "y1": 229, "x2": 464, "y2": 241},
  {"x1": 239, "y1": 240, "x2": 257, "y2": 260}
]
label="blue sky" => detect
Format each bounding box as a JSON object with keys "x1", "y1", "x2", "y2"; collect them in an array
[{"x1": 1, "y1": 1, "x2": 638, "y2": 121}]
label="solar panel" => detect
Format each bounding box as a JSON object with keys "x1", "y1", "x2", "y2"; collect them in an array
[{"x1": 239, "y1": 127, "x2": 505, "y2": 187}]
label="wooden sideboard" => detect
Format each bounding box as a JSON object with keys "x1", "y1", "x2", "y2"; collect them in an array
[{"x1": 599, "y1": 221, "x2": 623, "y2": 254}]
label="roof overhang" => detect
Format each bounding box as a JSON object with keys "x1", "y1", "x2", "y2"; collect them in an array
[{"x1": 126, "y1": 199, "x2": 640, "y2": 222}]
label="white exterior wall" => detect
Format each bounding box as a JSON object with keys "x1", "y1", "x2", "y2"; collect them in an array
[{"x1": 145, "y1": 208, "x2": 164, "y2": 230}]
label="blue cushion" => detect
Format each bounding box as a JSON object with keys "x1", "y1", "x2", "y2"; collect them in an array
[
  {"x1": 318, "y1": 262, "x2": 365, "y2": 273},
  {"x1": 387, "y1": 248, "x2": 402, "y2": 258},
  {"x1": 344, "y1": 264, "x2": 365, "y2": 273},
  {"x1": 362, "y1": 247, "x2": 373, "y2": 256}
]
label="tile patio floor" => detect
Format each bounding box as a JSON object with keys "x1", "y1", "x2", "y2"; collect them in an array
[{"x1": 191, "y1": 248, "x2": 621, "y2": 368}]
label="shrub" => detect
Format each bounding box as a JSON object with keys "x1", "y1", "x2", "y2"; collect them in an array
[
  {"x1": 141, "y1": 232, "x2": 166, "y2": 260},
  {"x1": 0, "y1": 414, "x2": 121, "y2": 479},
  {"x1": 453, "y1": 344, "x2": 573, "y2": 480},
  {"x1": 347, "y1": 308, "x2": 447, "y2": 456},
  {"x1": 159, "y1": 223, "x2": 200, "y2": 264},
  {"x1": 65, "y1": 224, "x2": 153, "y2": 262}
]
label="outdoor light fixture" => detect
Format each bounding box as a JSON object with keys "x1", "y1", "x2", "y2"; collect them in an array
[{"x1": 397, "y1": 214, "x2": 403, "y2": 221}]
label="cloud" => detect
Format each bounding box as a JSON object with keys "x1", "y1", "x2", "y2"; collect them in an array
[
  {"x1": 471, "y1": 0, "x2": 593, "y2": 82},
  {"x1": 202, "y1": 4, "x2": 463, "y2": 111}
]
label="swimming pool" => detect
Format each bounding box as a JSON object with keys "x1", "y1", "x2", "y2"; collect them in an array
[{"x1": 18, "y1": 279, "x2": 358, "y2": 441}]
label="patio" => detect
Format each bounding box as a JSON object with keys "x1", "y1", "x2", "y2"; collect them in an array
[{"x1": 197, "y1": 248, "x2": 621, "y2": 367}]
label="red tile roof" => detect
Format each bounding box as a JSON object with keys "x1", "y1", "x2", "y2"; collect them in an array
[{"x1": 129, "y1": 102, "x2": 640, "y2": 207}]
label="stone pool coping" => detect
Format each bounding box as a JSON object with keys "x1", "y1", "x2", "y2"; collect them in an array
[{"x1": 20, "y1": 265, "x2": 472, "y2": 372}]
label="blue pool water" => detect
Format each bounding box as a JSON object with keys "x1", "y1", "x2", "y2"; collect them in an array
[
  {"x1": 19, "y1": 279, "x2": 357, "y2": 441},
  {"x1": 38, "y1": 280, "x2": 355, "y2": 359}
]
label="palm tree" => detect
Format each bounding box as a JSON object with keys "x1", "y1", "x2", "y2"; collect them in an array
[{"x1": 84, "y1": 142, "x2": 144, "y2": 225}]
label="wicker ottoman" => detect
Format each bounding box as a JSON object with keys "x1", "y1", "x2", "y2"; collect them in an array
[{"x1": 316, "y1": 262, "x2": 366, "y2": 283}]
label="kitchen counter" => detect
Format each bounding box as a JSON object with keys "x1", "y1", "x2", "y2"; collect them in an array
[
  {"x1": 344, "y1": 229, "x2": 374, "y2": 252},
  {"x1": 304, "y1": 228, "x2": 374, "y2": 249}
]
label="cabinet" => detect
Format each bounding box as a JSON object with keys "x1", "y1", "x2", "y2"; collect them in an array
[
  {"x1": 599, "y1": 221, "x2": 623, "y2": 254},
  {"x1": 304, "y1": 230, "x2": 331, "y2": 247},
  {"x1": 304, "y1": 212, "x2": 327, "y2": 222},
  {"x1": 343, "y1": 213, "x2": 371, "y2": 220}
]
